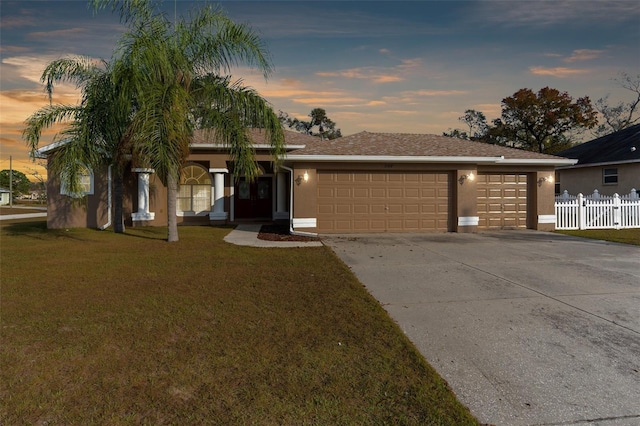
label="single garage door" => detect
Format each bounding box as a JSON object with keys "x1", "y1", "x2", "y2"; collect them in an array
[
  {"x1": 477, "y1": 173, "x2": 528, "y2": 229},
  {"x1": 317, "y1": 171, "x2": 450, "y2": 233}
]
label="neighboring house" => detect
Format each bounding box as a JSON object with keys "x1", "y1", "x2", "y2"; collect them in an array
[
  {"x1": 0, "y1": 188, "x2": 10, "y2": 206},
  {"x1": 36, "y1": 130, "x2": 574, "y2": 234},
  {"x1": 555, "y1": 124, "x2": 640, "y2": 196}
]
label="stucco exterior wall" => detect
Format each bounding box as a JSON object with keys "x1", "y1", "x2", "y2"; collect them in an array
[
  {"x1": 454, "y1": 169, "x2": 478, "y2": 232},
  {"x1": 557, "y1": 163, "x2": 640, "y2": 196},
  {"x1": 290, "y1": 162, "x2": 558, "y2": 234},
  {"x1": 46, "y1": 166, "x2": 110, "y2": 229},
  {"x1": 43, "y1": 148, "x2": 561, "y2": 234}
]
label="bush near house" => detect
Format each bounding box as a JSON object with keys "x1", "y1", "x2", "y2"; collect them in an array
[{"x1": 1, "y1": 223, "x2": 478, "y2": 425}]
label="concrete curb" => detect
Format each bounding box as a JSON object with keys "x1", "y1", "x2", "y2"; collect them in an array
[{"x1": 0, "y1": 212, "x2": 47, "y2": 221}]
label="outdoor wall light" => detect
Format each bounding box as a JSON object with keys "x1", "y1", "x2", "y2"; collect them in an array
[
  {"x1": 295, "y1": 171, "x2": 309, "y2": 186},
  {"x1": 538, "y1": 175, "x2": 554, "y2": 186},
  {"x1": 458, "y1": 172, "x2": 475, "y2": 185}
]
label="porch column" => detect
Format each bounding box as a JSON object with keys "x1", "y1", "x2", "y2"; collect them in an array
[
  {"x1": 131, "y1": 168, "x2": 155, "y2": 222},
  {"x1": 274, "y1": 172, "x2": 289, "y2": 220},
  {"x1": 209, "y1": 168, "x2": 228, "y2": 220}
]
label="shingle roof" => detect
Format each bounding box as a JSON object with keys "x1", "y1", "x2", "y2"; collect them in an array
[
  {"x1": 288, "y1": 131, "x2": 567, "y2": 160},
  {"x1": 191, "y1": 128, "x2": 318, "y2": 147},
  {"x1": 556, "y1": 124, "x2": 640, "y2": 165}
]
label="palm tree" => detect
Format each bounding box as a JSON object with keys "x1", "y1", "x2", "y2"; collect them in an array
[
  {"x1": 100, "y1": 0, "x2": 285, "y2": 241},
  {"x1": 23, "y1": 57, "x2": 133, "y2": 233}
]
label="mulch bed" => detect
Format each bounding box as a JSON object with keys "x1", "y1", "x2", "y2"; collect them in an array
[{"x1": 258, "y1": 224, "x2": 320, "y2": 242}]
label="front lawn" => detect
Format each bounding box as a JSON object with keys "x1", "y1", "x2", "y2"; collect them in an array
[
  {"x1": 1, "y1": 223, "x2": 477, "y2": 425},
  {"x1": 555, "y1": 228, "x2": 640, "y2": 246}
]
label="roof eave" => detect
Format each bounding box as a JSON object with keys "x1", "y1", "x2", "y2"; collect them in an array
[
  {"x1": 191, "y1": 143, "x2": 306, "y2": 151},
  {"x1": 34, "y1": 139, "x2": 71, "y2": 158},
  {"x1": 495, "y1": 158, "x2": 577, "y2": 166},
  {"x1": 285, "y1": 155, "x2": 503, "y2": 163},
  {"x1": 556, "y1": 158, "x2": 640, "y2": 169},
  {"x1": 285, "y1": 154, "x2": 573, "y2": 166}
]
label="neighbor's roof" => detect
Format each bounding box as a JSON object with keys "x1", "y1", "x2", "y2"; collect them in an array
[
  {"x1": 286, "y1": 131, "x2": 576, "y2": 166},
  {"x1": 556, "y1": 124, "x2": 640, "y2": 167}
]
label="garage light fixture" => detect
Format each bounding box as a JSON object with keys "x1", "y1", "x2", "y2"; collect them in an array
[
  {"x1": 458, "y1": 172, "x2": 475, "y2": 184},
  {"x1": 295, "y1": 170, "x2": 309, "y2": 186},
  {"x1": 538, "y1": 175, "x2": 554, "y2": 186}
]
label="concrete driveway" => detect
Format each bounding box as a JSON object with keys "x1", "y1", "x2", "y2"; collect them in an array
[{"x1": 324, "y1": 231, "x2": 640, "y2": 426}]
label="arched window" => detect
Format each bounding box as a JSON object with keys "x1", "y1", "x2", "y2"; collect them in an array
[{"x1": 178, "y1": 164, "x2": 212, "y2": 214}]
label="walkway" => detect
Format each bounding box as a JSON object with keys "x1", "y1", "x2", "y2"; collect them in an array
[
  {"x1": 223, "y1": 224, "x2": 323, "y2": 248},
  {"x1": 0, "y1": 206, "x2": 47, "y2": 221}
]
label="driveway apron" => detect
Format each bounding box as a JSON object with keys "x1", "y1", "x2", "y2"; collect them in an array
[{"x1": 324, "y1": 230, "x2": 640, "y2": 426}]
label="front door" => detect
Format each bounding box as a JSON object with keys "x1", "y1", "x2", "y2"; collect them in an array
[{"x1": 235, "y1": 176, "x2": 272, "y2": 219}]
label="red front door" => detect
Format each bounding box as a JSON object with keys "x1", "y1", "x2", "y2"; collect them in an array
[{"x1": 235, "y1": 176, "x2": 273, "y2": 219}]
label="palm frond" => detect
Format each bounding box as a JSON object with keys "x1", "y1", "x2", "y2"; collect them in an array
[
  {"x1": 23, "y1": 104, "x2": 81, "y2": 155},
  {"x1": 191, "y1": 74, "x2": 285, "y2": 175},
  {"x1": 41, "y1": 56, "x2": 103, "y2": 102}
]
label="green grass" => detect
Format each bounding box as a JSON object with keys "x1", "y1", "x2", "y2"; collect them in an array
[
  {"x1": 1, "y1": 222, "x2": 477, "y2": 425},
  {"x1": 555, "y1": 228, "x2": 640, "y2": 246}
]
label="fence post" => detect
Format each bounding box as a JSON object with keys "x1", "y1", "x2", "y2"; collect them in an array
[
  {"x1": 578, "y1": 193, "x2": 585, "y2": 230},
  {"x1": 613, "y1": 193, "x2": 621, "y2": 230}
]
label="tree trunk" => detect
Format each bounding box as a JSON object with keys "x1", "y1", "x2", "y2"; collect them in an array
[
  {"x1": 166, "y1": 171, "x2": 179, "y2": 242},
  {"x1": 113, "y1": 169, "x2": 125, "y2": 233}
]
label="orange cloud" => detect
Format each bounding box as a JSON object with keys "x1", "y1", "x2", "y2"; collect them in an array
[
  {"x1": 0, "y1": 16, "x2": 37, "y2": 29},
  {"x1": 316, "y1": 58, "x2": 422, "y2": 84},
  {"x1": 409, "y1": 90, "x2": 468, "y2": 96},
  {"x1": 373, "y1": 75, "x2": 403, "y2": 83},
  {"x1": 27, "y1": 27, "x2": 89, "y2": 40},
  {"x1": 529, "y1": 66, "x2": 589, "y2": 77},
  {"x1": 0, "y1": 45, "x2": 31, "y2": 54},
  {"x1": 564, "y1": 49, "x2": 603, "y2": 62},
  {"x1": 386, "y1": 110, "x2": 420, "y2": 115},
  {"x1": 291, "y1": 97, "x2": 366, "y2": 106},
  {"x1": 0, "y1": 90, "x2": 81, "y2": 124}
]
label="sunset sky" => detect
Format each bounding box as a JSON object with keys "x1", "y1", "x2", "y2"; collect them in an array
[{"x1": 1, "y1": 0, "x2": 639, "y2": 179}]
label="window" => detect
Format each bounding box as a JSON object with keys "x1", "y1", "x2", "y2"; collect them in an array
[
  {"x1": 60, "y1": 165, "x2": 94, "y2": 198},
  {"x1": 178, "y1": 165, "x2": 212, "y2": 214},
  {"x1": 603, "y1": 168, "x2": 618, "y2": 185}
]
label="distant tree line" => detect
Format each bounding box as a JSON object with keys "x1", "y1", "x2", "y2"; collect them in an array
[{"x1": 444, "y1": 72, "x2": 640, "y2": 154}]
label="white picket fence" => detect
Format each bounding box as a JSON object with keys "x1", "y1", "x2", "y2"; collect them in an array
[{"x1": 555, "y1": 189, "x2": 640, "y2": 230}]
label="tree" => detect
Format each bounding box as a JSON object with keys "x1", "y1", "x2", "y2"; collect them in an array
[
  {"x1": 492, "y1": 87, "x2": 598, "y2": 154},
  {"x1": 99, "y1": 0, "x2": 285, "y2": 242},
  {"x1": 459, "y1": 109, "x2": 489, "y2": 140},
  {"x1": 442, "y1": 128, "x2": 469, "y2": 139},
  {"x1": 23, "y1": 56, "x2": 133, "y2": 233},
  {"x1": 594, "y1": 72, "x2": 640, "y2": 136},
  {"x1": 0, "y1": 170, "x2": 31, "y2": 196},
  {"x1": 443, "y1": 109, "x2": 489, "y2": 141},
  {"x1": 26, "y1": 164, "x2": 47, "y2": 203},
  {"x1": 279, "y1": 108, "x2": 342, "y2": 140}
]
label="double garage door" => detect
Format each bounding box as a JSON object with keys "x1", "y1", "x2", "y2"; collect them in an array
[
  {"x1": 316, "y1": 171, "x2": 530, "y2": 233},
  {"x1": 317, "y1": 171, "x2": 450, "y2": 233}
]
